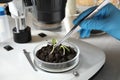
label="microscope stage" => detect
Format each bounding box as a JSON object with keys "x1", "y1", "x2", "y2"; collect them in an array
[{"x1": 0, "y1": 31, "x2": 105, "y2": 80}]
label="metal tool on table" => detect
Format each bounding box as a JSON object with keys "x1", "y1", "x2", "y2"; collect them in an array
[
  {"x1": 23, "y1": 49, "x2": 37, "y2": 71},
  {"x1": 55, "y1": 0, "x2": 110, "y2": 46}
]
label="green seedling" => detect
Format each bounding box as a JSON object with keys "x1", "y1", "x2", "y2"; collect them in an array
[
  {"x1": 49, "y1": 38, "x2": 70, "y2": 55},
  {"x1": 60, "y1": 45, "x2": 70, "y2": 55},
  {"x1": 51, "y1": 38, "x2": 57, "y2": 46},
  {"x1": 49, "y1": 38, "x2": 57, "y2": 55}
]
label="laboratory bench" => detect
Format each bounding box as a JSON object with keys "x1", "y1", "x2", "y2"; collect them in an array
[{"x1": 1, "y1": 12, "x2": 120, "y2": 80}]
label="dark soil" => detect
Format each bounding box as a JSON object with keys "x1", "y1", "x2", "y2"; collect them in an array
[{"x1": 36, "y1": 44, "x2": 77, "y2": 63}]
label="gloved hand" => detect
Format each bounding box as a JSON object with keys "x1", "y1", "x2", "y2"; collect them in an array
[{"x1": 73, "y1": 3, "x2": 120, "y2": 40}]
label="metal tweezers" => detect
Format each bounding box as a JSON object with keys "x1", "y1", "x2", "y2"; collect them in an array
[{"x1": 55, "y1": 0, "x2": 110, "y2": 46}]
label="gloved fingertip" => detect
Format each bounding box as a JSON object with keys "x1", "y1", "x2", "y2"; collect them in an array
[
  {"x1": 86, "y1": 30, "x2": 91, "y2": 38},
  {"x1": 80, "y1": 33, "x2": 86, "y2": 38},
  {"x1": 80, "y1": 35, "x2": 86, "y2": 38},
  {"x1": 80, "y1": 29, "x2": 90, "y2": 38},
  {"x1": 79, "y1": 29, "x2": 85, "y2": 38}
]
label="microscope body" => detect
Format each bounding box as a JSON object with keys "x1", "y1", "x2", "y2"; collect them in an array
[
  {"x1": 0, "y1": 0, "x2": 32, "y2": 43},
  {"x1": 0, "y1": 0, "x2": 67, "y2": 43}
]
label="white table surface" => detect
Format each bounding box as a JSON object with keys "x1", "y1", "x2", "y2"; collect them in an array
[
  {"x1": 83, "y1": 34, "x2": 120, "y2": 80},
  {"x1": 35, "y1": 17, "x2": 120, "y2": 80},
  {"x1": 63, "y1": 16, "x2": 120, "y2": 80},
  {"x1": 64, "y1": 16, "x2": 120, "y2": 80},
  {"x1": 5, "y1": 6, "x2": 120, "y2": 80}
]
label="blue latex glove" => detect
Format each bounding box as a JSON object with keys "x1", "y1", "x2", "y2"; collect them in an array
[{"x1": 73, "y1": 3, "x2": 120, "y2": 40}]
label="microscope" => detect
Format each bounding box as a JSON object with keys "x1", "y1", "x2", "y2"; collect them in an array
[
  {"x1": 0, "y1": 0, "x2": 32, "y2": 43},
  {"x1": 0, "y1": 0, "x2": 67, "y2": 43},
  {"x1": 32, "y1": 0, "x2": 67, "y2": 30}
]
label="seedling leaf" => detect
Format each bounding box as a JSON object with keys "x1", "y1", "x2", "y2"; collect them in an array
[
  {"x1": 60, "y1": 45, "x2": 70, "y2": 55},
  {"x1": 63, "y1": 45, "x2": 70, "y2": 52},
  {"x1": 52, "y1": 38, "x2": 57, "y2": 46},
  {"x1": 50, "y1": 38, "x2": 57, "y2": 55}
]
